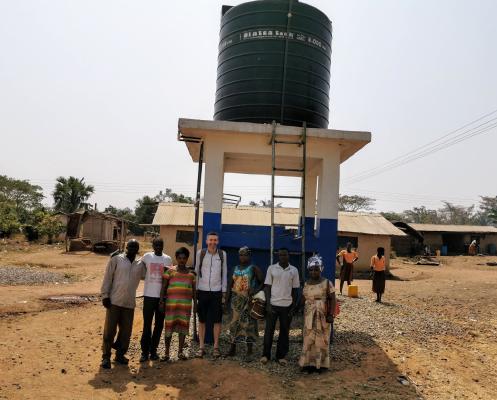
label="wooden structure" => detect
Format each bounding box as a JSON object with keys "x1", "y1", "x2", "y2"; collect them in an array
[{"x1": 65, "y1": 210, "x2": 128, "y2": 253}]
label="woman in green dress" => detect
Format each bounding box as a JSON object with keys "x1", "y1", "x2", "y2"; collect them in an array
[{"x1": 226, "y1": 246, "x2": 264, "y2": 357}]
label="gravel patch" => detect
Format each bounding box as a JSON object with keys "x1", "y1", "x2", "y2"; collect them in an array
[
  {"x1": 336, "y1": 295, "x2": 465, "y2": 345},
  {"x1": 46, "y1": 295, "x2": 99, "y2": 304},
  {"x1": 0, "y1": 265, "x2": 72, "y2": 285},
  {"x1": 125, "y1": 295, "x2": 466, "y2": 379}
]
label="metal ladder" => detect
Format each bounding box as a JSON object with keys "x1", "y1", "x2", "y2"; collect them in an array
[{"x1": 270, "y1": 121, "x2": 307, "y2": 280}]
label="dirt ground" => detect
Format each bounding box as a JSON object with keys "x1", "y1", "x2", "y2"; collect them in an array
[{"x1": 0, "y1": 241, "x2": 496, "y2": 399}]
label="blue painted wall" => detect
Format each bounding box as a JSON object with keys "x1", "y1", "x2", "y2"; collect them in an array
[{"x1": 201, "y1": 211, "x2": 337, "y2": 280}]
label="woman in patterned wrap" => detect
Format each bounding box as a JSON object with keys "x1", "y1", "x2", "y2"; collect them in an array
[
  {"x1": 226, "y1": 246, "x2": 264, "y2": 357},
  {"x1": 299, "y1": 255, "x2": 337, "y2": 372},
  {"x1": 159, "y1": 247, "x2": 196, "y2": 361}
]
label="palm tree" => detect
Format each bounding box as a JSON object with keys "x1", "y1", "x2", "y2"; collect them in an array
[{"x1": 53, "y1": 176, "x2": 95, "y2": 213}]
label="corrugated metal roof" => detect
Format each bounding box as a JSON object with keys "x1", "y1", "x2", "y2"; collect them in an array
[
  {"x1": 409, "y1": 223, "x2": 497, "y2": 234},
  {"x1": 338, "y1": 212, "x2": 405, "y2": 236},
  {"x1": 152, "y1": 203, "x2": 405, "y2": 236}
]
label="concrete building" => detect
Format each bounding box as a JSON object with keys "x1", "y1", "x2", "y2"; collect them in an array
[
  {"x1": 394, "y1": 223, "x2": 497, "y2": 255},
  {"x1": 152, "y1": 202, "x2": 404, "y2": 272},
  {"x1": 178, "y1": 118, "x2": 370, "y2": 279}
]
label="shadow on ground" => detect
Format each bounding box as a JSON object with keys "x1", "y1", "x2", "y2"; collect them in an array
[
  {"x1": 88, "y1": 328, "x2": 423, "y2": 400},
  {"x1": 315, "y1": 330, "x2": 423, "y2": 399}
]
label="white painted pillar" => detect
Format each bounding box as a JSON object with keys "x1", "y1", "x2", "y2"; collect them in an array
[
  {"x1": 317, "y1": 152, "x2": 340, "y2": 221},
  {"x1": 302, "y1": 172, "x2": 317, "y2": 235},
  {"x1": 202, "y1": 143, "x2": 224, "y2": 237},
  {"x1": 316, "y1": 148, "x2": 340, "y2": 279}
]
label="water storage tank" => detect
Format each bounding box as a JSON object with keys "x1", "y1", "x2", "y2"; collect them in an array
[{"x1": 214, "y1": 0, "x2": 332, "y2": 129}]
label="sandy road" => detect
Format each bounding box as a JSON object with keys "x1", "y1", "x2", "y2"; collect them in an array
[{"x1": 0, "y1": 243, "x2": 496, "y2": 399}]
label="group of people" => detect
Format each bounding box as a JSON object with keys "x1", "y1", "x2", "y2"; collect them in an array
[
  {"x1": 99, "y1": 233, "x2": 387, "y2": 372},
  {"x1": 336, "y1": 242, "x2": 387, "y2": 303}
]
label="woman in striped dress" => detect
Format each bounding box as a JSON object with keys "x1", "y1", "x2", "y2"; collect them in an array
[{"x1": 160, "y1": 247, "x2": 196, "y2": 361}]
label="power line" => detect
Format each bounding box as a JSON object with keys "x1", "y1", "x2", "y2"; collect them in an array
[
  {"x1": 342, "y1": 187, "x2": 480, "y2": 203},
  {"x1": 31, "y1": 179, "x2": 481, "y2": 204},
  {"x1": 346, "y1": 121, "x2": 497, "y2": 184},
  {"x1": 345, "y1": 109, "x2": 497, "y2": 181},
  {"x1": 344, "y1": 108, "x2": 497, "y2": 184},
  {"x1": 346, "y1": 119, "x2": 497, "y2": 184}
]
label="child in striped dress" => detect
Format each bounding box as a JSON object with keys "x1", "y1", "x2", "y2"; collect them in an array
[{"x1": 160, "y1": 247, "x2": 196, "y2": 361}]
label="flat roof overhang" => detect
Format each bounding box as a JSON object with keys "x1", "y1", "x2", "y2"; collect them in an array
[{"x1": 178, "y1": 118, "x2": 371, "y2": 166}]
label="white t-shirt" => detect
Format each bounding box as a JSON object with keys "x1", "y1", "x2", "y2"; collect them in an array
[
  {"x1": 264, "y1": 263, "x2": 300, "y2": 307},
  {"x1": 140, "y1": 252, "x2": 173, "y2": 298}
]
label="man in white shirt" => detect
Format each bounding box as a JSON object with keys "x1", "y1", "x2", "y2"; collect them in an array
[
  {"x1": 261, "y1": 248, "x2": 300, "y2": 365},
  {"x1": 194, "y1": 231, "x2": 227, "y2": 358},
  {"x1": 139, "y1": 237, "x2": 173, "y2": 362}
]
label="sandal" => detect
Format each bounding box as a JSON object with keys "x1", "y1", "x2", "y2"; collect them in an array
[
  {"x1": 213, "y1": 348, "x2": 221, "y2": 358},
  {"x1": 196, "y1": 348, "x2": 206, "y2": 358}
]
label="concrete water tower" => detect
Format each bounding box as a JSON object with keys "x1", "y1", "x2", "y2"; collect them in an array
[{"x1": 178, "y1": 0, "x2": 370, "y2": 279}]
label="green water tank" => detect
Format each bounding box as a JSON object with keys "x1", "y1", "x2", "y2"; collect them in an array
[{"x1": 214, "y1": 0, "x2": 332, "y2": 129}]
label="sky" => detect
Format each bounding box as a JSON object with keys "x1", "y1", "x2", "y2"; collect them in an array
[{"x1": 1, "y1": 0, "x2": 496, "y2": 213}]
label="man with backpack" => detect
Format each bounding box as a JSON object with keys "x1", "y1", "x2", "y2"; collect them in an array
[{"x1": 194, "y1": 231, "x2": 227, "y2": 358}]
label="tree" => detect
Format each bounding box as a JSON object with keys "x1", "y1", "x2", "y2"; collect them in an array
[
  {"x1": 53, "y1": 176, "x2": 95, "y2": 213},
  {"x1": 0, "y1": 202, "x2": 21, "y2": 237},
  {"x1": 133, "y1": 189, "x2": 195, "y2": 233},
  {"x1": 104, "y1": 205, "x2": 135, "y2": 219},
  {"x1": 488, "y1": 209, "x2": 497, "y2": 225},
  {"x1": 402, "y1": 206, "x2": 441, "y2": 224},
  {"x1": 33, "y1": 211, "x2": 65, "y2": 244},
  {"x1": 134, "y1": 195, "x2": 158, "y2": 225},
  {"x1": 438, "y1": 201, "x2": 478, "y2": 225},
  {"x1": 0, "y1": 175, "x2": 44, "y2": 223},
  {"x1": 338, "y1": 195, "x2": 375, "y2": 212},
  {"x1": 249, "y1": 199, "x2": 282, "y2": 208},
  {"x1": 159, "y1": 188, "x2": 194, "y2": 204},
  {"x1": 381, "y1": 211, "x2": 406, "y2": 222},
  {"x1": 479, "y1": 196, "x2": 497, "y2": 225}
]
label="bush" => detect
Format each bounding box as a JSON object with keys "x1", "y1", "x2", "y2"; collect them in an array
[
  {"x1": 34, "y1": 211, "x2": 65, "y2": 244},
  {"x1": 0, "y1": 202, "x2": 21, "y2": 237}
]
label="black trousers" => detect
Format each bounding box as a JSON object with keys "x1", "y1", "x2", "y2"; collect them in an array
[
  {"x1": 102, "y1": 305, "x2": 134, "y2": 359},
  {"x1": 140, "y1": 296, "x2": 165, "y2": 355},
  {"x1": 263, "y1": 305, "x2": 291, "y2": 360}
]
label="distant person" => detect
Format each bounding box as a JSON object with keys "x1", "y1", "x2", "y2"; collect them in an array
[
  {"x1": 336, "y1": 242, "x2": 358, "y2": 295},
  {"x1": 100, "y1": 239, "x2": 144, "y2": 369},
  {"x1": 299, "y1": 256, "x2": 336, "y2": 372},
  {"x1": 139, "y1": 237, "x2": 173, "y2": 362},
  {"x1": 226, "y1": 246, "x2": 264, "y2": 358},
  {"x1": 468, "y1": 240, "x2": 477, "y2": 256},
  {"x1": 194, "y1": 232, "x2": 228, "y2": 358},
  {"x1": 160, "y1": 247, "x2": 196, "y2": 361},
  {"x1": 370, "y1": 247, "x2": 386, "y2": 303},
  {"x1": 261, "y1": 248, "x2": 300, "y2": 366}
]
